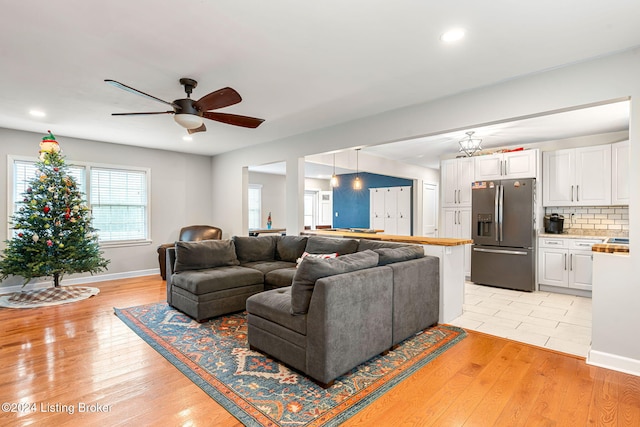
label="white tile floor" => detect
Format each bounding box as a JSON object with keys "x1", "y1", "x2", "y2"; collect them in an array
[{"x1": 449, "y1": 282, "x2": 592, "y2": 357}]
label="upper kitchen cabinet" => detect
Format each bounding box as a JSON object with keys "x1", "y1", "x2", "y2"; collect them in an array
[
  {"x1": 543, "y1": 144, "x2": 611, "y2": 207},
  {"x1": 474, "y1": 149, "x2": 538, "y2": 181},
  {"x1": 441, "y1": 157, "x2": 474, "y2": 208},
  {"x1": 612, "y1": 140, "x2": 630, "y2": 205}
]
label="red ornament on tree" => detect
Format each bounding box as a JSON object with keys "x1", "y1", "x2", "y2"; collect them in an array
[
  {"x1": 43, "y1": 206, "x2": 50, "y2": 214},
  {"x1": 46, "y1": 240, "x2": 53, "y2": 247}
]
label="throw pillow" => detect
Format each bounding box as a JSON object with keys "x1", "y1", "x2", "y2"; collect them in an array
[
  {"x1": 374, "y1": 245, "x2": 425, "y2": 266},
  {"x1": 295, "y1": 251, "x2": 338, "y2": 266},
  {"x1": 305, "y1": 236, "x2": 358, "y2": 255},
  {"x1": 290, "y1": 250, "x2": 379, "y2": 315},
  {"x1": 233, "y1": 235, "x2": 278, "y2": 263},
  {"x1": 174, "y1": 240, "x2": 240, "y2": 273}
]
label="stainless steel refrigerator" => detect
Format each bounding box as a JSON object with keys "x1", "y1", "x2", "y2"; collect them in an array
[{"x1": 470, "y1": 178, "x2": 536, "y2": 291}]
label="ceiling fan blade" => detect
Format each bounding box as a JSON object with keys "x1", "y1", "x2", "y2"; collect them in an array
[
  {"x1": 188, "y1": 124, "x2": 207, "y2": 134},
  {"x1": 105, "y1": 79, "x2": 179, "y2": 109},
  {"x1": 203, "y1": 112, "x2": 264, "y2": 128},
  {"x1": 111, "y1": 111, "x2": 174, "y2": 116},
  {"x1": 194, "y1": 87, "x2": 242, "y2": 111}
]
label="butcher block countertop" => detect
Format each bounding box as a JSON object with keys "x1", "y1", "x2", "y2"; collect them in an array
[
  {"x1": 301, "y1": 230, "x2": 473, "y2": 246},
  {"x1": 592, "y1": 243, "x2": 630, "y2": 254}
]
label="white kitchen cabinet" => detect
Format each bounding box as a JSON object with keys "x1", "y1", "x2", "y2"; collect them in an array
[
  {"x1": 442, "y1": 207, "x2": 471, "y2": 276},
  {"x1": 538, "y1": 237, "x2": 602, "y2": 291},
  {"x1": 612, "y1": 140, "x2": 629, "y2": 205},
  {"x1": 370, "y1": 186, "x2": 411, "y2": 236},
  {"x1": 441, "y1": 157, "x2": 474, "y2": 208},
  {"x1": 542, "y1": 144, "x2": 611, "y2": 206},
  {"x1": 474, "y1": 149, "x2": 538, "y2": 181}
]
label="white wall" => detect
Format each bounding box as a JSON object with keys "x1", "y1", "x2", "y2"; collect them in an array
[
  {"x1": 211, "y1": 48, "x2": 640, "y2": 373},
  {"x1": 248, "y1": 171, "x2": 286, "y2": 229},
  {"x1": 0, "y1": 128, "x2": 214, "y2": 288}
]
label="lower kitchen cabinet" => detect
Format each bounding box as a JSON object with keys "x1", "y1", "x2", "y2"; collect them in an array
[
  {"x1": 538, "y1": 237, "x2": 602, "y2": 292},
  {"x1": 442, "y1": 207, "x2": 471, "y2": 276}
]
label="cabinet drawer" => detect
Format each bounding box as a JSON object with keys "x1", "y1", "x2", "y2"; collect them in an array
[
  {"x1": 569, "y1": 239, "x2": 603, "y2": 250},
  {"x1": 539, "y1": 238, "x2": 567, "y2": 248}
]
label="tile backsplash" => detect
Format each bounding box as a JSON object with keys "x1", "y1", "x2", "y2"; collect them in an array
[{"x1": 545, "y1": 206, "x2": 629, "y2": 235}]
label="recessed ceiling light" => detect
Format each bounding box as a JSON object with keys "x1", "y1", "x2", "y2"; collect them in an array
[
  {"x1": 29, "y1": 110, "x2": 46, "y2": 117},
  {"x1": 440, "y1": 28, "x2": 465, "y2": 43},
  {"x1": 182, "y1": 135, "x2": 193, "y2": 142}
]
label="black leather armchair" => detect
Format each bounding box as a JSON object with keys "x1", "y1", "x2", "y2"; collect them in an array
[{"x1": 157, "y1": 225, "x2": 222, "y2": 279}]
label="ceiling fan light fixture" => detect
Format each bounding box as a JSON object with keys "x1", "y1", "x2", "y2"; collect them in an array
[
  {"x1": 458, "y1": 131, "x2": 483, "y2": 156},
  {"x1": 174, "y1": 113, "x2": 204, "y2": 129}
]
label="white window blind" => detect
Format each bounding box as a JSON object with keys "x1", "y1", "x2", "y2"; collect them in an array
[
  {"x1": 248, "y1": 184, "x2": 262, "y2": 229},
  {"x1": 12, "y1": 159, "x2": 85, "y2": 220},
  {"x1": 90, "y1": 167, "x2": 148, "y2": 242}
]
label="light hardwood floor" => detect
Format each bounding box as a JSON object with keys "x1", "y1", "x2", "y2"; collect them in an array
[{"x1": 1, "y1": 276, "x2": 638, "y2": 426}]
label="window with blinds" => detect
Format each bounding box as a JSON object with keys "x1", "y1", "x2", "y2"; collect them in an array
[
  {"x1": 90, "y1": 167, "x2": 148, "y2": 242},
  {"x1": 9, "y1": 157, "x2": 149, "y2": 245},
  {"x1": 12, "y1": 159, "x2": 85, "y2": 220}
]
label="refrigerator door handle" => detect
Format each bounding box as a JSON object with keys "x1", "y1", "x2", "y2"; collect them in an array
[
  {"x1": 494, "y1": 185, "x2": 500, "y2": 242},
  {"x1": 473, "y1": 247, "x2": 528, "y2": 256},
  {"x1": 498, "y1": 184, "x2": 504, "y2": 242}
]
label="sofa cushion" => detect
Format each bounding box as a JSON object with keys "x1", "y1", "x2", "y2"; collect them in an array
[
  {"x1": 172, "y1": 265, "x2": 263, "y2": 295},
  {"x1": 290, "y1": 250, "x2": 379, "y2": 315},
  {"x1": 242, "y1": 260, "x2": 297, "y2": 275},
  {"x1": 304, "y1": 236, "x2": 358, "y2": 255},
  {"x1": 276, "y1": 236, "x2": 308, "y2": 262},
  {"x1": 233, "y1": 235, "x2": 278, "y2": 263},
  {"x1": 173, "y1": 239, "x2": 239, "y2": 273},
  {"x1": 247, "y1": 287, "x2": 307, "y2": 335},
  {"x1": 374, "y1": 245, "x2": 425, "y2": 266},
  {"x1": 265, "y1": 267, "x2": 297, "y2": 289},
  {"x1": 357, "y1": 239, "x2": 410, "y2": 251}
]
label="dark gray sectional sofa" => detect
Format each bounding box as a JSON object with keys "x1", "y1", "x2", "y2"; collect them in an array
[{"x1": 165, "y1": 234, "x2": 439, "y2": 386}]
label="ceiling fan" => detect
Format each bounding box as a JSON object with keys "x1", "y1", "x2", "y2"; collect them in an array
[{"x1": 105, "y1": 78, "x2": 264, "y2": 134}]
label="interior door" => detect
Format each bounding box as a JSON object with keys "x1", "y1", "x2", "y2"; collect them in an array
[
  {"x1": 318, "y1": 190, "x2": 333, "y2": 227},
  {"x1": 422, "y1": 183, "x2": 438, "y2": 237}
]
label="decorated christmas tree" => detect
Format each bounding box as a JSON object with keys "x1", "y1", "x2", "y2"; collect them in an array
[{"x1": 0, "y1": 131, "x2": 109, "y2": 287}]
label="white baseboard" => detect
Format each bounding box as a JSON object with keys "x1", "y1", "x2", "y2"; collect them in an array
[
  {"x1": 0, "y1": 269, "x2": 160, "y2": 295},
  {"x1": 587, "y1": 349, "x2": 640, "y2": 377}
]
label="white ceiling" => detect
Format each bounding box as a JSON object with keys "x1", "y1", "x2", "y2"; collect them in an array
[
  {"x1": 1, "y1": 1, "x2": 639, "y2": 163},
  {"x1": 363, "y1": 100, "x2": 630, "y2": 170}
]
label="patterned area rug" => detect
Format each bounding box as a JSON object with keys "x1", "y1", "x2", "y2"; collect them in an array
[
  {"x1": 115, "y1": 303, "x2": 466, "y2": 426},
  {"x1": 0, "y1": 286, "x2": 99, "y2": 308}
]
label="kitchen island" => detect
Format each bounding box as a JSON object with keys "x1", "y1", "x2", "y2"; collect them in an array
[{"x1": 302, "y1": 230, "x2": 472, "y2": 323}]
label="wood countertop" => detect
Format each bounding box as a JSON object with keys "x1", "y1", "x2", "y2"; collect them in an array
[
  {"x1": 592, "y1": 243, "x2": 630, "y2": 254},
  {"x1": 301, "y1": 230, "x2": 473, "y2": 246}
]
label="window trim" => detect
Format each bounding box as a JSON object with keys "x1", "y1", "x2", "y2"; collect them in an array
[{"x1": 7, "y1": 155, "x2": 152, "y2": 247}]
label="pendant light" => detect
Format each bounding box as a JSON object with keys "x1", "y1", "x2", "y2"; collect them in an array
[
  {"x1": 458, "y1": 131, "x2": 483, "y2": 157},
  {"x1": 330, "y1": 153, "x2": 339, "y2": 188},
  {"x1": 352, "y1": 149, "x2": 362, "y2": 190}
]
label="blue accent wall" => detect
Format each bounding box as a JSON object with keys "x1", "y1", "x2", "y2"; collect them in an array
[{"x1": 333, "y1": 172, "x2": 413, "y2": 229}]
